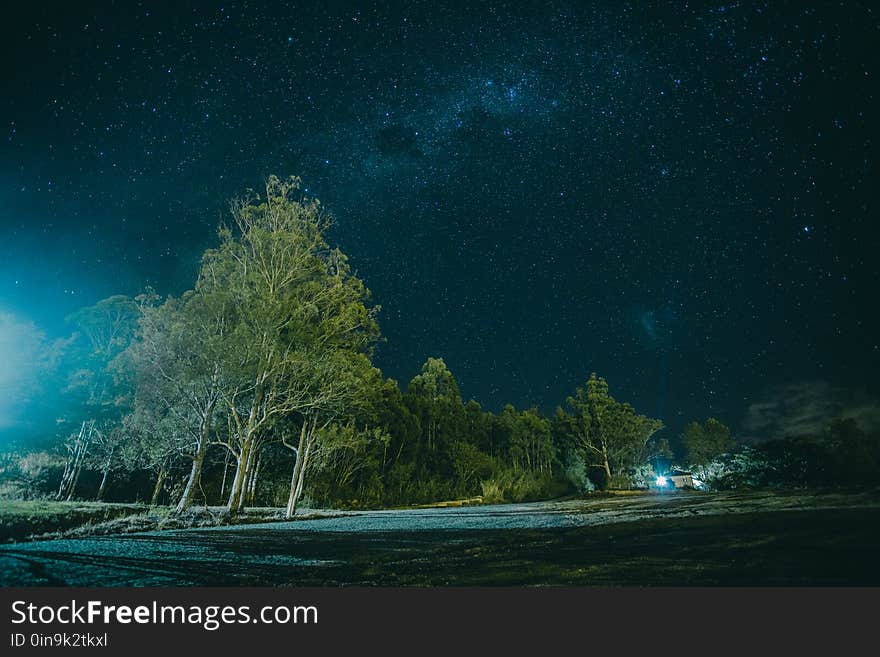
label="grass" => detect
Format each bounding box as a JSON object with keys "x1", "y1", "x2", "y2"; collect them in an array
[
  {"x1": 0, "y1": 500, "x2": 149, "y2": 543},
  {"x1": 0, "y1": 499, "x2": 346, "y2": 543},
  {"x1": 0, "y1": 488, "x2": 701, "y2": 544},
  {"x1": 411, "y1": 496, "x2": 485, "y2": 508}
]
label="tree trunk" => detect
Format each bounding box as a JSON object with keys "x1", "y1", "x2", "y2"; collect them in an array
[
  {"x1": 66, "y1": 466, "x2": 81, "y2": 501},
  {"x1": 247, "y1": 454, "x2": 262, "y2": 505},
  {"x1": 96, "y1": 444, "x2": 116, "y2": 502},
  {"x1": 227, "y1": 378, "x2": 267, "y2": 514},
  {"x1": 225, "y1": 453, "x2": 244, "y2": 511},
  {"x1": 226, "y1": 436, "x2": 252, "y2": 514},
  {"x1": 285, "y1": 419, "x2": 311, "y2": 518},
  {"x1": 150, "y1": 465, "x2": 167, "y2": 506},
  {"x1": 175, "y1": 405, "x2": 214, "y2": 514},
  {"x1": 240, "y1": 440, "x2": 259, "y2": 507},
  {"x1": 96, "y1": 468, "x2": 110, "y2": 501},
  {"x1": 59, "y1": 420, "x2": 92, "y2": 501},
  {"x1": 176, "y1": 448, "x2": 205, "y2": 514},
  {"x1": 57, "y1": 458, "x2": 72, "y2": 500},
  {"x1": 65, "y1": 436, "x2": 88, "y2": 502},
  {"x1": 57, "y1": 423, "x2": 83, "y2": 499},
  {"x1": 602, "y1": 447, "x2": 612, "y2": 487},
  {"x1": 291, "y1": 436, "x2": 314, "y2": 514},
  {"x1": 219, "y1": 450, "x2": 230, "y2": 499}
]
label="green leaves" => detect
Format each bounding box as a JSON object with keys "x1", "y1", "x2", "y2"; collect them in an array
[
  {"x1": 408, "y1": 357, "x2": 461, "y2": 404},
  {"x1": 681, "y1": 418, "x2": 734, "y2": 469},
  {"x1": 561, "y1": 372, "x2": 664, "y2": 482}
]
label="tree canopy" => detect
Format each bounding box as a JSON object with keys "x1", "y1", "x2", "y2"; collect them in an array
[{"x1": 559, "y1": 373, "x2": 664, "y2": 487}]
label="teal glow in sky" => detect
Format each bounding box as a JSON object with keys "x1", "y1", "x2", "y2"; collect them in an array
[{"x1": 0, "y1": 311, "x2": 46, "y2": 431}]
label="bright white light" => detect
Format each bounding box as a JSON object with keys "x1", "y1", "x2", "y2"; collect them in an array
[{"x1": 655, "y1": 476, "x2": 667, "y2": 487}]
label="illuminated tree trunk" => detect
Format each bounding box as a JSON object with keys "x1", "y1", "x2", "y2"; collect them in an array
[
  {"x1": 219, "y1": 450, "x2": 230, "y2": 499},
  {"x1": 241, "y1": 440, "x2": 261, "y2": 506},
  {"x1": 58, "y1": 420, "x2": 93, "y2": 501},
  {"x1": 67, "y1": 460, "x2": 84, "y2": 502},
  {"x1": 292, "y1": 438, "x2": 313, "y2": 510},
  {"x1": 286, "y1": 415, "x2": 318, "y2": 518},
  {"x1": 602, "y1": 446, "x2": 612, "y2": 486},
  {"x1": 225, "y1": 451, "x2": 244, "y2": 511},
  {"x1": 176, "y1": 403, "x2": 214, "y2": 514},
  {"x1": 150, "y1": 464, "x2": 167, "y2": 506},
  {"x1": 226, "y1": 436, "x2": 253, "y2": 513},
  {"x1": 285, "y1": 422, "x2": 309, "y2": 518},
  {"x1": 246, "y1": 452, "x2": 262, "y2": 505},
  {"x1": 96, "y1": 468, "x2": 110, "y2": 501},
  {"x1": 57, "y1": 458, "x2": 71, "y2": 500},
  {"x1": 95, "y1": 443, "x2": 116, "y2": 501},
  {"x1": 226, "y1": 379, "x2": 267, "y2": 514}
]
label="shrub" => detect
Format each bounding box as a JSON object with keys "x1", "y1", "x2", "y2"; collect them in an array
[
  {"x1": 479, "y1": 468, "x2": 563, "y2": 503},
  {"x1": 0, "y1": 451, "x2": 65, "y2": 500},
  {"x1": 608, "y1": 473, "x2": 634, "y2": 490},
  {"x1": 479, "y1": 478, "x2": 505, "y2": 504},
  {"x1": 563, "y1": 459, "x2": 595, "y2": 494}
]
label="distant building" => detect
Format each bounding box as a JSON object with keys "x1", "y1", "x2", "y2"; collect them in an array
[
  {"x1": 655, "y1": 469, "x2": 695, "y2": 489},
  {"x1": 667, "y1": 470, "x2": 694, "y2": 489}
]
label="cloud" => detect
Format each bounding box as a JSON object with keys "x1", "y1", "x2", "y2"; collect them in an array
[{"x1": 741, "y1": 380, "x2": 880, "y2": 441}]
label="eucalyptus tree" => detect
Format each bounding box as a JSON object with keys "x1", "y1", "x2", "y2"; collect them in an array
[
  {"x1": 406, "y1": 357, "x2": 463, "y2": 452},
  {"x1": 125, "y1": 288, "x2": 228, "y2": 513},
  {"x1": 500, "y1": 405, "x2": 555, "y2": 473},
  {"x1": 198, "y1": 175, "x2": 380, "y2": 515},
  {"x1": 295, "y1": 421, "x2": 391, "y2": 507},
  {"x1": 89, "y1": 424, "x2": 126, "y2": 501},
  {"x1": 119, "y1": 393, "x2": 193, "y2": 506},
  {"x1": 562, "y1": 373, "x2": 664, "y2": 487},
  {"x1": 281, "y1": 350, "x2": 383, "y2": 517}
]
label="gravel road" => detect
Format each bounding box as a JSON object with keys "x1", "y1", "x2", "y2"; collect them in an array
[{"x1": 2, "y1": 489, "x2": 877, "y2": 586}]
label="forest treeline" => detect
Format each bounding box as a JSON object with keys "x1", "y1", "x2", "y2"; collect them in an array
[{"x1": 3, "y1": 176, "x2": 878, "y2": 513}]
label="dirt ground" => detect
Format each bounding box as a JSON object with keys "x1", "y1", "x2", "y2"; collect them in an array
[{"x1": 1, "y1": 488, "x2": 878, "y2": 586}]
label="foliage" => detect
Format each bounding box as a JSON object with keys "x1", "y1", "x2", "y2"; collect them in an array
[
  {"x1": 681, "y1": 418, "x2": 734, "y2": 478},
  {"x1": 480, "y1": 468, "x2": 565, "y2": 504},
  {"x1": 198, "y1": 175, "x2": 381, "y2": 514},
  {"x1": 0, "y1": 451, "x2": 65, "y2": 500},
  {"x1": 0, "y1": 500, "x2": 149, "y2": 543},
  {"x1": 556, "y1": 373, "x2": 664, "y2": 488},
  {"x1": 707, "y1": 419, "x2": 880, "y2": 489}
]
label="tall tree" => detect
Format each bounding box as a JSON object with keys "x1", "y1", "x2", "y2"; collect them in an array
[
  {"x1": 500, "y1": 405, "x2": 555, "y2": 473},
  {"x1": 119, "y1": 388, "x2": 194, "y2": 506},
  {"x1": 124, "y1": 289, "x2": 226, "y2": 513},
  {"x1": 89, "y1": 424, "x2": 126, "y2": 501},
  {"x1": 196, "y1": 175, "x2": 380, "y2": 515},
  {"x1": 406, "y1": 357, "x2": 463, "y2": 452},
  {"x1": 562, "y1": 373, "x2": 663, "y2": 487}
]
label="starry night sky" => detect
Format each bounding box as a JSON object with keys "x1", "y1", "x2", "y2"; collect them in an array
[{"x1": 1, "y1": 1, "x2": 878, "y2": 438}]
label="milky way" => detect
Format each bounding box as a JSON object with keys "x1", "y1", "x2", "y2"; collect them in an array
[{"x1": 1, "y1": 1, "x2": 877, "y2": 436}]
